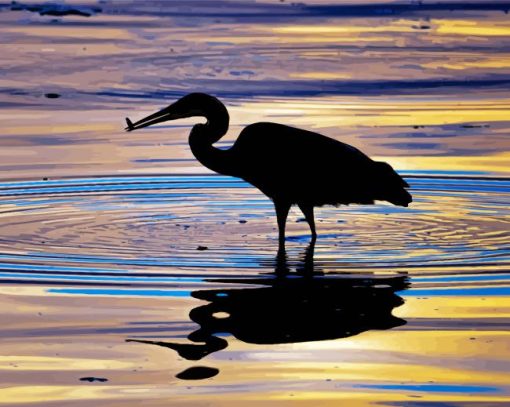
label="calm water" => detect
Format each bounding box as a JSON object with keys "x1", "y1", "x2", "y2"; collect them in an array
[{"x1": 1, "y1": 1, "x2": 510, "y2": 405}]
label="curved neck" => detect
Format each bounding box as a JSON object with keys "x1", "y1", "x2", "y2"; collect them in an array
[{"x1": 188, "y1": 111, "x2": 237, "y2": 176}]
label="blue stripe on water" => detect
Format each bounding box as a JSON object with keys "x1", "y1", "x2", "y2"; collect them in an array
[
  {"x1": 47, "y1": 288, "x2": 192, "y2": 297},
  {"x1": 0, "y1": 272, "x2": 203, "y2": 284},
  {"x1": 354, "y1": 383, "x2": 501, "y2": 394},
  {"x1": 45, "y1": 286, "x2": 510, "y2": 298},
  {"x1": 413, "y1": 274, "x2": 510, "y2": 283},
  {"x1": 1, "y1": 175, "x2": 508, "y2": 197},
  {"x1": 0, "y1": 253, "x2": 259, "y2": 269},
  {"x1": 402, "y1": 170, "x2": 493, "y2": 176},
  {"x1": 0, "y1": 175, "x2": 232, "y2": 188},
  {"x1": 401, "y1": 286, "x2": 510, "y2": 297},
  {"x1": 0, "y1": 182, "x2": 249, "y2": 197}
]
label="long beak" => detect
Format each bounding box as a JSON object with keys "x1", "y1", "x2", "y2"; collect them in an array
[{"x1": 125, "y1": 105, "x2": 179, "y2": 132}]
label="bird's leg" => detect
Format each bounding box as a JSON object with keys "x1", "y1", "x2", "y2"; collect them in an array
[
  {"x1": 274, "y1": 200, "x2": 291, "y2": 249},
  {"x1": 297, "y1": 238, "x2": 316, "y2": 276},
  {"x1": 298, "y1": 203, "x2": 317, "y2": 241},
  {"x1": 274, "y1": 244, "x2": 289, "y2": 276}
]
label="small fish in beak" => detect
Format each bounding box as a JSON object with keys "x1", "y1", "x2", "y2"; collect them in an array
[{"x1": 125, "y1": 117, "x2": 134, "y2": 131}]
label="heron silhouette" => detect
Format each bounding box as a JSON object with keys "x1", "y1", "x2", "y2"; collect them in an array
[{"x1": 126, "y1": 93, "x2": 412, "y2": 246}]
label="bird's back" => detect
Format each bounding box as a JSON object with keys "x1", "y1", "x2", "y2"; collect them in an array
[{"x1": 229, "y1": 122, "x2": 411, "y2": 207}]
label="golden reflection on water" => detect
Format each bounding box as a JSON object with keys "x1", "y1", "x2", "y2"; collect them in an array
[
  {"x1": 0, "y1": 288, "x2": 509, "y2": 405},
  {"x1": 1, "y1": 3, "x2": 510, "y2": 178},
  {"x1": 377, "y1": 152, "x2": 510, "y2": 174},
  {"x1": 435, "y1": 19, "x2": 510, "y2": 37},
  {"x1": 1, "y1": 1, "x2": 509, "y2": 405},
  {"x1": 235, "y1": 97, "x2": 510, "y2": 127},
  {"x1": 3, "y1": 94, "x2": 509, "y2": 179}
]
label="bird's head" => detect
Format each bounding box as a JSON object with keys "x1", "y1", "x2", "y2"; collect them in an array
[{"x1": 125, "y1": 93, "x2": 228, "y2": 132}]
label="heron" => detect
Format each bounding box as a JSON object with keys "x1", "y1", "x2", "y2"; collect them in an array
[{"x1": 125, "y1": 93, "x2": 412, "y2": 247}]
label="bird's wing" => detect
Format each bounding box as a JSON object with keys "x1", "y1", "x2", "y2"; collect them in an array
[{"x1": 232, "y1": 122, "x2": 372, "y2": 171}]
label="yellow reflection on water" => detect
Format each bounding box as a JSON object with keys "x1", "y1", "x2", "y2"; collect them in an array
[
  {"x1": 211, "y1": 34, "x2": 395, "y2": 45},
  {"x1": 378, "y1": 152, "x2": 510, "y2": 173},
  {"x1": 290, "y1": 72, "x2": 352, "y2": 80},
  {"x1": 435, "y1": 19, "x2": 510, "y2": 36},
  {"x1": 0, "y1": 386, "x2": 121, "y2": 404},
  {"x1": 236, "y1": 98, "x2": 510, "y2": 127},
  {"x1": 400, "y1": 296, "x2": 510, "y2": 319},
  {"x1": 3, "y1": 26, "x2": 133, "y2": 40},
  {"x1": 268, "y1": 391, "x2": 510, "y2": 404},
  {"x1": 272, "y1": 21, "x2": 416, "y2": 35},
  {"x1": 0, "y1": 281, "x2": 508, "y2": 406},
  {"x1": 0, "y1": 355, "x2": 132, "y2": 370},
  {"x1": 424, "y1": 56, "x2": 510, "y2": 71}
]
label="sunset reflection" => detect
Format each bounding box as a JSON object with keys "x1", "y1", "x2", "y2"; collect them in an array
[{"x1": 0, "y1": 0, "x2": 509, "y2": 405}]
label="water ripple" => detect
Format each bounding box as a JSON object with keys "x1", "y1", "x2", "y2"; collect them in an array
[{"x1": 0, "y1": 174, "x2": 508, "y2": 295}]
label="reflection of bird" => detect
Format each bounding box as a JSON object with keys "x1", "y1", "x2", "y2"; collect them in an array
[
  {"x1": 127, "y1": 242, "x2": 409, "y2": 377},
  {"x1": 126, "y1": 93, "x2": 412, "y2": 246}
]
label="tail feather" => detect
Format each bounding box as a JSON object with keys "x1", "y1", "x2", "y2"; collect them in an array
[
  {"x1": 386, "y1": 188, "x2": 412, "y2": 207},
  {"x1": 125, "y1": 117, "x2": 134, "y2": 131},
  {"x1": 373, "y1": 161, "x2": 412, "y2": 207}
]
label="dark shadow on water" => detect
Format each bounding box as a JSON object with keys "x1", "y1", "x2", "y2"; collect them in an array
[{"x1": 127, "y1": 241, "x2": 409, "y2": 378}]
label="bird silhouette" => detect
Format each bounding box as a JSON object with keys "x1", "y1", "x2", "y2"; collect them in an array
[{"x1": 125, "y1": 93, "x2": 412, "y2": 247}]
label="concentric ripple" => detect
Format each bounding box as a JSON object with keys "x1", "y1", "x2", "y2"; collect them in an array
[{"x1": 0, "y1": 174, "x2": 509, "y2": 292}]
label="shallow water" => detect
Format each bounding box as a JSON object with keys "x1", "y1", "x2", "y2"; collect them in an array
[
  {"x1": 0, "y1": 174, "x2": 509, "y2": 405},
  {"x1": 2, "y1": 0, "x2": 510, "y2": 404},
  {"x1": 0, "y1": 174, "x2": 509, "y2": 274}
]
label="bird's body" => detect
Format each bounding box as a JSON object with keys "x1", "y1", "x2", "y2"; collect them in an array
[
  {"x1": 225, "y1": 122, "x2": 408, "y2": 207},
  {"x1": 126, "y1": 93, "x2": 412, "y2": 247}
]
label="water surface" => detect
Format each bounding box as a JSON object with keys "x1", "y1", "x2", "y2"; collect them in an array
[
  {"x1": 0, "y1": 174, "x2": 509, "y2": 405},
  {"x1": 1, "y1": 1, "x2": 510, "y2": 405}
]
